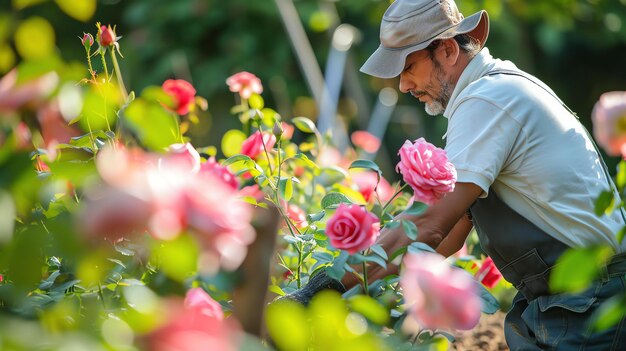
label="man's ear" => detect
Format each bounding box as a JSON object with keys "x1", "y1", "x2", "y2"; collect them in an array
[{"x1": 438, "y1": 38, "x2": 460, "y2": 67}]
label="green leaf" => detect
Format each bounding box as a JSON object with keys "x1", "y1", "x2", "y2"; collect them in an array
[
  {"x1": 278, "y1": 177, "x2": 294, "y2": 201},
  {"x1": 326, "y1": 250, "x2": 349, "y2": 281},
  {"x1": 292, "y1": 116, "x2": 317, "y2": 133},
  {"x1": 312, "y1": 252, "x2": 334, "y2": 264},
  {"x1": 404, "y1": 201, "x2": 428, "y2": 216},
  {"x1": 122, "y1": 98, "x2": 179, "y2": 151},
  {"x1": 550, "y1": 246, "x2": 614, "y2": 293},
  {"x1": 477, "y1": 283, "x2": 500, "y2": 314},
  {"x1": 591, "y1": 294, "x2": 626, "y2": 331},
  {"x1": 389, "y1": 246, "x2": 407, "y2": 262},
  {"x1": 369, "y1": 244, "x2": 388, "y2": 260},
  {"x1": 150, "y1": 234, "x2": 199, "y2": 282},
  {"x1": 617, "y1": 226, "x2": 626, "y2": 245},
  {"x1": 617, "y1": 161, "x2": 626, "y2": 191},
  {"x1": 291, "y1": 153, "x2": 319, "y2": 171},
  {"x1": 363, "y1": 254, "x2": 387, "y2": 269},
  {"x1": 266, "y1": 300, "x2": 310, "y2": 350},
  {"x1": 348, "y1": 295, "x2": 390, "y2": 325},
  {"x1": 349, "y1": 159, "x2": 382, "y2": 177},
  {"x1": 407, "y1": 242, "x2": 436, "y2": 254},
  {"x1": 307, "y1": 210, "x2": 325, "y2": 222},
  {"x1": 223, "y1": 154, "x2": 253, "y2": 166},
  {"x1": 401, "y1": 220, "x2": 418, "y2": 240},
  {"x1": 594, "y1": 190, "x2": 614, "y2": 216},
  {"x1": 221, "y1": 129, "x2": 248, "y2": 158},
  {"x1": 248, "y1": 93, "x2": 264, "y2": 110},
  {"x1": 54, "y1": 0, "x2": 96, "y2": 22},
  {"x1": 321, "y1": 192, "x2": 352, "y2": 209}
]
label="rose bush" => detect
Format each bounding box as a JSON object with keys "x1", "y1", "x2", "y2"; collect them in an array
[{"x1": 0, "y1": 21, "x2": 509, "y2": 351}]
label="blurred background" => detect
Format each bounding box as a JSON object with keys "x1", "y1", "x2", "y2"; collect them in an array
[{"x1": 1, "y1": 0, "x2": 626, "y2": 177}]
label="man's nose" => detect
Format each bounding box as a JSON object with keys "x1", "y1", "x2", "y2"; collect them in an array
[{"x1": 398, "y1": 74, "x2": 412, "y2": 94}]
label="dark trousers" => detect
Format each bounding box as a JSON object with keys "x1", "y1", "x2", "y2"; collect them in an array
[{"x1": 504, "y1": 274, "x2": 626, "y2": 350}]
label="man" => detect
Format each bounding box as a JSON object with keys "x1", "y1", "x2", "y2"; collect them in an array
[{"x1": 288, "y1": 0, "x2": 626, "y2": 349}]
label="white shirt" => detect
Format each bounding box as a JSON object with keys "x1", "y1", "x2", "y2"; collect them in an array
[{"x1": 443, "y1": 48, "x2": 625, "y2": 252}]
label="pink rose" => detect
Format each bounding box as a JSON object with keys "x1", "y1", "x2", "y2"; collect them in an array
[
  {"x1": 162, "y1": 79, "x2": 197, "y2": 115},
  {"x1": 325, "y1": 204, "x2": 380, "y2": 254},
  {"x1": 240, "y1": 131, "x2": 276, "y2": 159},
  {"x1": 184, "y1": 287, "x2": 224, "y2": 321},
  {"x1": 401, "y1": 252, "x2": 481, "y2": 330},
  {"x1": 148, "y1": 297, "x2": 239, "y2": 351},
  {"x1": 396, "y1": 138, "x2": 457, "y2": 205},
  {"x1": 351, "y1": 171, "x2": 394, "y2": 203},
  {"x1": 475, "y1": 256, "x2": 502, "y2": 289},
  {"x1": 0, "y1": 274, "x2": 4, "y2": 283},
  {"x1": 166, "y1": 143, "x2": 201, "y2": 173},
  {"x1": 351, "y1": 130, "x2": 381, "y2": 153},
  {"x1": 592, "y1": 91, "x2": 626, "y2": 158},
  {"x1": 200, "y1": 157, "x2": 239, "y2": 190},
  {"x1": 99, "y1": 25, "x2": 116, "y2": 47},
  {"x1": 226, "y1": 71, "x2": 263, "y2": 99}
]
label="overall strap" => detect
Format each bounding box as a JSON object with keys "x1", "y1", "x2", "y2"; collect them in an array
[{"x1": 485, "y1": 69, "x2": 626, "y2": 224}]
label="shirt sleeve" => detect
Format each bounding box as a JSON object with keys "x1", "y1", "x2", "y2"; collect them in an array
[{"x1": 445, "y1": 97, "x2": 524, "y2": 197}]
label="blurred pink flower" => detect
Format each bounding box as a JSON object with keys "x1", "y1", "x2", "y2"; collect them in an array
[
  {"x1": 0, "y1": 274, "x2": 3, "y2": 283},
  {"x1": 475, "y1": 256, "x2": 502, "y2": 289},
  {"x1": 285, "y1": 203, "x2": 308, "y2": 229},
  {"x1": 351, "y1": 171, "x2": 394, "y2": 203},
  {"x1": 149, "y1": 297, "x2": 240, "y2": 351},
  {"x1": 226, "y1": 71, "x2": 263, "y2": 99},
  {"x1": 166, "y1": 143, "x2": 201, "y2": 173},
  {"x1": 14, "y1": 122, "x2": 31, "y2": 150},
  {"x1": 239, "y1": 184, "x2": 264, "y2": 201},
  {"x1": 85, "y1": 144, "x2": 255, "y2": 271},
  {"x1": 592, "y1": 91, "x2": 626, "y2": 158},
  {"x1": 281, "y1": 122, "x2": 294, "y2": 140},
  {"x1": 326, "y1": 204, "x2": 380, "y2": 254},
  {"x1": 401, "y1": 252, "x2": 481, "y2": 330},
  {"x1": 99, "y1": 25, "x2": 116, "y2": 47},
  {"x1": 351, "y1": 130, "x2": 381, "y2": 153},
  {"x1": 200, "y1": 157, "x2": 239, "y2": 190},
  {"x1": 396, "y1": 138, "x2": 456, "y2": 205},
  {"x1": 0, "y1": 69, "x2": 59, "y2": 112},
  {"x1": 162, "y1": 79, "x2": 197, "y2": 115},
  {"x1": 184, "y1": 287, "x2": 224, "y2": 321},
  {"x1": 240, "y1": 131, "x2": 276, "y2": 159}
]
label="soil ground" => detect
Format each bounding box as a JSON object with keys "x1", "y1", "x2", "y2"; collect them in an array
[{"x1": 451, "y1": 311, "x2": 509, "y2": 350}]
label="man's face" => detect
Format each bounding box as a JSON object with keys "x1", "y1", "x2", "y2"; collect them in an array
[{"x1": 398, "y1": 48, "x2": 453, "y2": 116}]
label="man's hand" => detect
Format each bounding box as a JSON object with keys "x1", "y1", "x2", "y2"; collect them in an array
[{"x1": 342, "y1": 182, "x2": 483, "y2": 289}]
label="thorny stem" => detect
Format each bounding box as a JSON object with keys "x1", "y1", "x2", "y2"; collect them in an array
[
  {"x1": 362, "y1": 255, "x2": 369, "y2": 295},
  {"x1": 99, "y1": 49, "x2": 110, "y2": 84},
  {"x1": 381, "y1": 183, "x2": 410, "y2": 215}
]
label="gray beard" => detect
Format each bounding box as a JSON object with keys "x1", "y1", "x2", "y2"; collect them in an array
[{"x1": 424, "y1": 59, "x2": 453, "y2": 116}]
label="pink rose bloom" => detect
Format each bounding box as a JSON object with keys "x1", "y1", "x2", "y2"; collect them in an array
[
  {"x1": 396, "y1": 138, "x2": 457, "y2": 205},
  {"x1": 226, "y1": 71, "x2": 263, "y2": 99},
  {"x1": 99, "y1": 25, "x2": 116, "y2": 47},
  {"x1": 351, "y1": 130, "x2": 381, "y2": 153},
  {"x1": 0, "y1": 274, "x2": 4, "y2": 283},
  {"x1": 166, "y1": 143, "x2": 201, "y2": 173},
  {"x1": 239, "y1": 184, "x2": 264, "y2": 201},
  {"x1": 325, "y1": 204, "x2": 380, "y2": 254},
  {"x1": 351, "y1": 171, "x2": 394, "y2": 203},
  {"x1": 148, "y1": 298, "x2": 240, "y2": 351},
  {"x1": 200, "y1": 157, "x2": 239, "y2": 190},
  {"x1": 184, "y1": 287, "x2": 224, "y2": 321},
  {"x1": 475, "y1": 256, "x2": 502, "y2": 289},
  {"x1": 162, "y1": 79, "x2": 197, "y2": 115},
  {"x1": 592, "y1": 91, "x2": 626, "y2": 158},
  {"x1": 240, "y1": 131, "x2": 276, "y2": 159},
  {"x1": 401, "y1": 252, "x2": 481, "y2": 330}
]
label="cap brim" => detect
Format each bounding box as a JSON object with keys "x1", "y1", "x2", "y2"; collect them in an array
[{"x1": 360, "y1": 10, "x2": 489, "y2": 79}]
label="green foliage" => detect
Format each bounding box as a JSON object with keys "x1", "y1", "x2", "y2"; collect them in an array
[{"x1": 550, "y1": 246, "x2": 614, "y2": 293}]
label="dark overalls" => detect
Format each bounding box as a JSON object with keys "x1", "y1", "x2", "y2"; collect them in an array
[{"x1": 469, "y1": 70, "x2": 626, "y2": 350}]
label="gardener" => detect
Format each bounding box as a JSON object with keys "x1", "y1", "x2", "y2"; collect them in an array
[{"x1": 289, "y1": 0, "x2": 626, "y2": 349}]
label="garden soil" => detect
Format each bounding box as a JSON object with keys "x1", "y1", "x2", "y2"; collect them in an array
[{"x1": 451, "y1": 311, "x2": 509, "y2": 350}]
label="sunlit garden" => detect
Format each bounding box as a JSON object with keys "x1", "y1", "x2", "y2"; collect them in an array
[{"x1": 1, "y1": 0, "x2": 626, "y2": 350}]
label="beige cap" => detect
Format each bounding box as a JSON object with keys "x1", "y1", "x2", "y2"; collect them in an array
[{"x1": 361, "y1": 0, "x2": 489, "y2": 78}]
